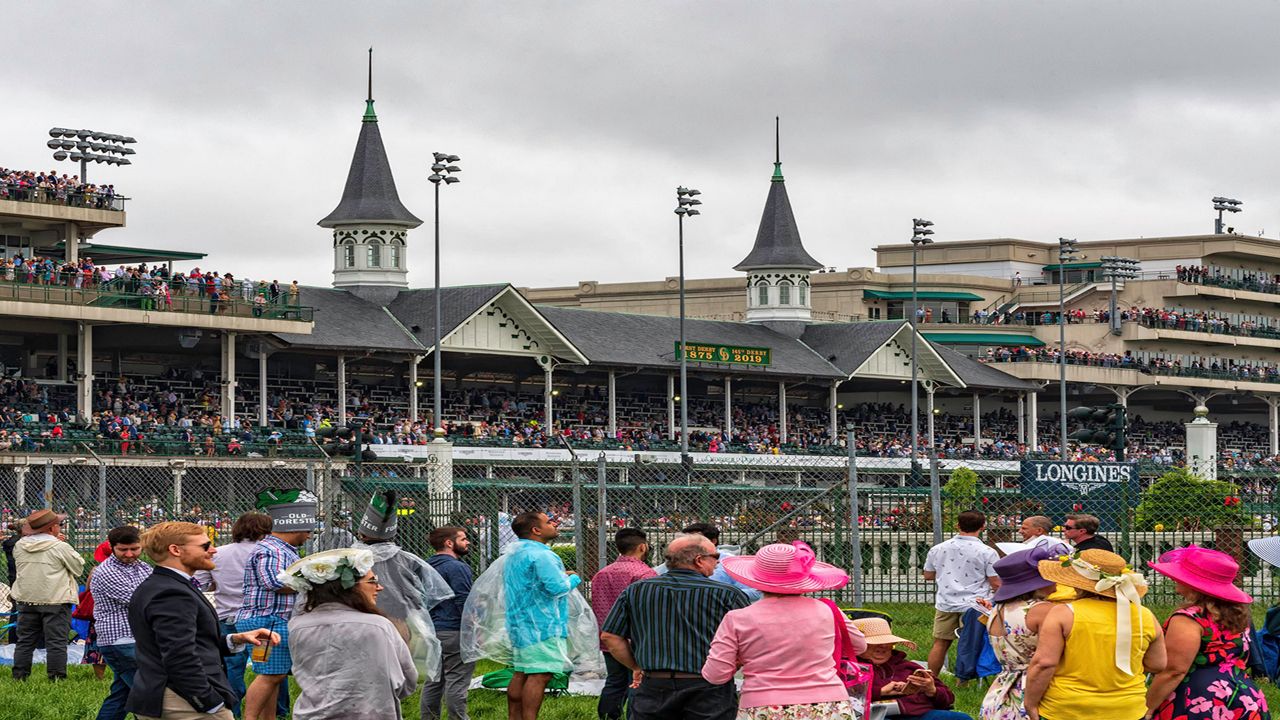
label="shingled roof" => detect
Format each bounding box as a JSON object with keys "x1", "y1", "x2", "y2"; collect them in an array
[
  {"x1": 385, "y1": 284, "x2": 509, "y2": 348},
  {"x1": 318, "y1": 101, "x2": 422, "y2": 229},
  {"x1": 273, "y1": 287, "x2": 423, "y2": 352},
  {"x1": 538, "y1": 306, "x2": 844, "y2": 378},
  {"x1": 733, "y1": 161, "x2": 822, "y2": 272}
]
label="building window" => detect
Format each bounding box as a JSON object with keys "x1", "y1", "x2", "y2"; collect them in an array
[
  {"x1": 799, "y1": 285, "x2": 807, "y2": 306},
  {"x1": 390, "y1": 245, "x2": 401, "y2": 268},
  {"x1": 758, "y1": 284, "x2": 769, "y2": 306},
  {"x1": 779, "y1": 282, "x2": 792, "y2": 305},
  {"x1": 367, "y1": 245, "x2": 381, "y2": 268},
  {"x1": 343, "y1": 246, "x2": 355, "y2": 268}
]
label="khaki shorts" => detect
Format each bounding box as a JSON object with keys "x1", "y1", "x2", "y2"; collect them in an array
[{"x1": 932, "y1": 610, "x2": 964, "y2": 640}]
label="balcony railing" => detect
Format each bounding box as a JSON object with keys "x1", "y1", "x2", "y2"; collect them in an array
[
  {"x1": 0, "y1": 277, "x2": 313, "y2": 322},
  {"x1": 0, "y1": 183, "x2": 127, "y2": 212},
  {"x1": 985, "y1": 353, "x2": 1280, "y2": 384}
]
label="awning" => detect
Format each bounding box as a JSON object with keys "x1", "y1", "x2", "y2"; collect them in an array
[
  {"x1": 862, "y1": 290, "x2": 984, "y2": 301},
  {"x1": 53, "y1": 241, "x2": 207, "y2": 263},
  {"x1": 1041, "y1": 261, "x2": 1103, "y2": 271},
  {"x1": 923, "y1": 332, "x2": 1045, "y2": 347}
]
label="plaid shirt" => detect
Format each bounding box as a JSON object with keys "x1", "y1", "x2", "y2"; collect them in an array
[
  {"x1": 590, "y1": 556, "x2": 656, "y2": 649},
  {"x1": 236, "y1": 535, "x2": 299, "y2": 621},
  {"x1": 89, "y1": 555, "x2": 153, "y2": 645}
]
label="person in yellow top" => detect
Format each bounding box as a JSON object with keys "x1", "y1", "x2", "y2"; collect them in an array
[{"x1": 1023, "y1": 549, "x2": 1167, "y2": 720}]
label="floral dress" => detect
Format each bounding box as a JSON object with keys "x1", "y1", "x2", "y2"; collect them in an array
[
  {"x1": 1152, "y1": 606, "x2": 1269, "y2": 720},
  {"x1": 980, "y1": 599, "x2": 1040, "y2": 720}
]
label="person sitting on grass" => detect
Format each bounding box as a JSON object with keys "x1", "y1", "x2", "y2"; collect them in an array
[{"x1": 853, "y1": 616, "x2": 972, "y2": 720}]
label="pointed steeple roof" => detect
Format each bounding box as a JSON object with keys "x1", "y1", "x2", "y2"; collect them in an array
[
  {"x1": 733, "y1": 119, "x2": 822, "y2": 272},
  {"x1": 319, "y1": 51, "x2": 422, "y2": 229}
]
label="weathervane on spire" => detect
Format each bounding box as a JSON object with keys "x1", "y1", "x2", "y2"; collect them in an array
[
  {"x1": 773, "y1": 115, "x2": 784, "y2": 182},
  {"x1": 364, "y1": 47, "x2": 377, "y2": 123}
]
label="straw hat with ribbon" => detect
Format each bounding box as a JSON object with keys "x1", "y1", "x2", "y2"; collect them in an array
[
  {"x1": 1038, "y1": 549, "x2": 1149, "y2": 674},
  {"x1": 721, "y1": 541, "x2": 849, "y2": 595},
  {"x1": 851, "y1": 616, "x2": 917, "y2": 650}
]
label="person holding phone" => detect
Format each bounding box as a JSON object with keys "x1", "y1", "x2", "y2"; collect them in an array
[{"x1": 852, "y1": 617, "x2": 972, "y2": 720}]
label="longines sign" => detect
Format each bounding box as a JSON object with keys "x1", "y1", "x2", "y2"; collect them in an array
[{"x1": 1020, "y1": 460, "x2": 1137, "y2": 532}]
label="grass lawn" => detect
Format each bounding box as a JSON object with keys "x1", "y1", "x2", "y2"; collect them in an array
[{"x1": 5, "y1": 604, "x2": 1280, "y2": 719}]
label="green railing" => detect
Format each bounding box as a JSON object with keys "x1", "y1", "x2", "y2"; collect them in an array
[{"x1": 0, "y1": 278, "x2": 313, "y2": 322}]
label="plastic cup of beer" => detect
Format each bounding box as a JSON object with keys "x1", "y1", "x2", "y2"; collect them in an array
[{"x1": 251, "y1": 635, "x2": 273, "y2": 662}]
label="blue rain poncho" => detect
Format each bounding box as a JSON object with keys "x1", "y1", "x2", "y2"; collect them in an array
[{"x1": 460, "y1": 541, "x2": 604, "y2": 675}]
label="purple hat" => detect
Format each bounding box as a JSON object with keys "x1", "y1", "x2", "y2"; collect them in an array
[{"x1": 992, "y1": 545, "x2": 1057, "y2": 602}]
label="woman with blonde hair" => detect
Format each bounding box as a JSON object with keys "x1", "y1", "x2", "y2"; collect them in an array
[
  {"x1": 1145, "y1": 546, "x2": 1268, "y2": 720},
  {"x1": 1023, "y1": 549, "x2": 1166, "y2": 720}
]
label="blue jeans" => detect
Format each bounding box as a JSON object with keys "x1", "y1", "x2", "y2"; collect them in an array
[
  {"x1": 221, "y1": 620, "x2": 290, "y2": 718},
  {"x1": 96, "y1": 643, "x2": 137, "y2": 720},
  {"x1": 904, "y1": 711, "x2": 973, "y2": 720}
]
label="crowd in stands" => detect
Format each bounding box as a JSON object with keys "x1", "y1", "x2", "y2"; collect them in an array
[
  {"x1": 983, "y1": 345, "x2": 1280, "y2": 382},
  {"x1": 0, "y1": 166, "x2": 120, "y2": 209},
  {"x1": 1177, "y1": 263, "x2": 1280, "y2": 294},
  {"x1": 962, "y1": 304, "x2": 1280, "y2": 338}
]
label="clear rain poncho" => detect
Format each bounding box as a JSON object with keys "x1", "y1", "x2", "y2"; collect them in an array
[
  {"x1": 460, "y1": 542, "x2": 604, "y2": 675},
  {"x1": 351, "y1": 541, "x2": 455, "y2": 682}
]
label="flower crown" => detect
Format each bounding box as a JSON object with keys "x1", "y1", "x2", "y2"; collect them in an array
[{"x1": 278, "y1": 548, "x2": 375, "y2": 593}]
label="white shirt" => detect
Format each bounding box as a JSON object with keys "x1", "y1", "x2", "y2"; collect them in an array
[
  {"x1": 923, "y1": 535, "x2": 999, "y2": 612},
  {"x1": 192, "y1": 540, "x2": 258, "y2": 621},
  {"x1": 1027, "y1": 534, "x2": 1070, "y2": 554}
]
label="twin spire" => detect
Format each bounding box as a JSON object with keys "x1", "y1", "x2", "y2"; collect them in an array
[{"x1": 734, "y1": 116, "x2": 822, "y2": 272}]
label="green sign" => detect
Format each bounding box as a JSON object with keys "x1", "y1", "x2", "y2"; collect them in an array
[{"x1": 675, "y1": 341, "x2": 772, "y2": 366}]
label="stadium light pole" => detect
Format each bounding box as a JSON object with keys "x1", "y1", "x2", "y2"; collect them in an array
[
  {"x1": 1212, "y1": 197, "x2": 1242, "y2": 235},
  {"x1": 47, "y1": 127, "x2": 137, "y2": 185},
  {"x1": 428, "y1": 153, "x2": 461, "y2": 442},
  {"x1": 1057, "y1": 237, "x2": 1080, "y2": 458},
  {"x1": 910, "y1": 219, "x2": 934, "y2": 485},
  {"x1": 1101, "y1": 256, "x2": 1140, "y2": 335},
  {"x1": 675, "y1": 187, "x2": 702, "y2": 470}
]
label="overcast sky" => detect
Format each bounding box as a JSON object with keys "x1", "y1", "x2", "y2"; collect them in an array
[{"x1": 8, "y1": 2, "x2": 1280, "y2": 289}]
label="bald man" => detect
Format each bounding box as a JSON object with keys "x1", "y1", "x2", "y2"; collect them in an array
[
  {"x1": 601, "y1": 534, "x2": 747, "y2": 720},
  {"x1": 1019, "y1": 516, "x2": 1070, "y2": 554}
]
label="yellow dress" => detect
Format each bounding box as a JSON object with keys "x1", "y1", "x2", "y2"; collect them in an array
[{"x1": 1038, "y1": 596, "x2": 1158, "y2": 720}]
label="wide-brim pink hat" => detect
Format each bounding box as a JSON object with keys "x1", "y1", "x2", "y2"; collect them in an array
[
  {"x1": 1148, "y1": 545, "x2": 1252, "y2": 604},
  {"x1": 722, "y1": 541, "x2": 849, "y2": 595}
]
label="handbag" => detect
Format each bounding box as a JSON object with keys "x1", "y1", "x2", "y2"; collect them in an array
[
  {"x1": 72, "y1": 586, "x2": 94, "y2": 621},
  {"x1": 821, "y1": 599, "x2": 873, "y2": 719}
]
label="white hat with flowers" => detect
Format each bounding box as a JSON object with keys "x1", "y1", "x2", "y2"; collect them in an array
[{"x1": 278, "y1": 547, "x2": 376, "y2": 593}]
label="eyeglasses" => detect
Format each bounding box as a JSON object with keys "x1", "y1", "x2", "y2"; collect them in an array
[
  {"x1": 697, "y1": 552, "x2": 721, "y2": 561},
  {"x1": 1063, "y1": 525, "x2": 1079, "y2": 531},
  {"x1": 361, "y1": 577, "x2": 382, "y2": 586},
  {"x1": 180, "y1": 541, "x2": 213, "y2": 551}
]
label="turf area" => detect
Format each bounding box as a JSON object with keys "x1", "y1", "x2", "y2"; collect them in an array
[{"x1": 4, "y1": 604, "x2": 1279, "y2": 719}]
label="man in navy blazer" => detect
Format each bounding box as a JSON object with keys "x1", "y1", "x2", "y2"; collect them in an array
[{"x1": 126, "y1": 521, "x2": 278, "y2": 720}]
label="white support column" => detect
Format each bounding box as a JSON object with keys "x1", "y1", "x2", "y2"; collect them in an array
[
  {"x1": 1017, "y1": 393, "x2": 1025, "y2": 445},
  {"x1": 723, "y1": 376, "x2": 732, "y2": 437},
  {"x1": 14, "y1": 465, "x2": 28, "y2": 508},
  {"x1": 56, "y1": 334, "x2": 68, "y2": 383},
  {"x1": 543, "y1": 366, "x2": 554, "y2": 435},
  {"x1": 607, "y1": 370, "x2": 617, "y2": 437},
  {"x1": 220, "y1": 332, "x2": 237, "y2": 423},
  {"x1": 926, "y1": 387, "x2": 936, "y2": 453},
  {"x1": 779, "y1": 381, "x2": 788, "y2": 444},
  {"x1": 408, "y1": 355, "x2": 419, "y2": 424},
  {"x1": 172, "y1": 467, "x2": 186, "y2": 514},
  {"x1": 667, "y1": 375, "x2": 676, "y2": 441},
  {"x1": 1267, "y1": 396, "x2": 1279, "y2": 457},
  {"x1": 337, "y1": 354, "x2": 347, "y2": 426},
  {"x1": 973, "y1": 392, "x2": 981, "y2": 455},
  {"x1": 258, "y1": 348, "x2": 268, "y2": 427},
  {"x1": 76, "y1": 322, "x2": 94, "y2": 423},
  {"x1": 65, "y1": 222, "x2": 79, "y2": 264},
  {"x1": 829, "y1": 380, "x2": 839, "y2": 440},
  {"x1": 1028, "y1": 390, "x2": 1039, "y2": 450}
]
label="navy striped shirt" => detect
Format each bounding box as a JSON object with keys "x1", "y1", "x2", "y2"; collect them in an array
[{"x1": 601, "y1": 568, "x2": 749, "y2": 674}]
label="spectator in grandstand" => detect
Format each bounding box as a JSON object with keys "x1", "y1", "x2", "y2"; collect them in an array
[
  {"x1": 854, "y1": 616, "x2": 969, "y2": 720},
  {"x1": 601, "y1": 533, "x2": 749, "y2": 720},
  {"x1": 590, "y1": 528, "x2": 657, "y2": 720},
  {"x1": 503, "y1": 511, "x2": 580, "y2": 720},
  {"x1": 192, "y1": 511, "x2": 286, "y2": 719},
  {"x1": 236, "y1": 490, "x2": 316, "y2": 720},
  {"x1": 1144, "y1": 546, "x2": 1266, "y2": 720},
  {"x1": 281, "y1": 547, "x2": 418, "y2": 720},
  {"x1": 352, "y1": 491, "x2": 453, "y2": 679},
  {"x1": 701, "y1": 541, "x2": 861, "y2": 720},
  {"x1": 1024, "y1": 549, "x2": 1164, "y2": 720},
  {"x1": 90, "y1": 526, "x2": 153, "y2": 720},
  {"x1": 1063, "y1": 513, "x2": 1112, "y2": 552},
  {"x1": 423, "y1": 526, "x2": 476, "y2": 720},
  {"x1": 10, "y1": 508, "x2": 82, "y2": 681},
  {"x1": 979, "y1": 547, "x2": 1056, "y2": 720},
  {"x1": 126, "y1": 521, "x2": 278, "y2": 720},
  {"x1": 922, "y1": 510, "x2": 1000, "y2": 677},
  {"x1": 656, "y1": 522, "x2": 762, "y2": 602}
]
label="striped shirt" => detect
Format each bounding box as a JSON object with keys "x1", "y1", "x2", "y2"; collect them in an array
[
  {"x1": 236, "y1": 535, "x2": 299, "y2": 621},
  {"x1": 601, "y1": 568, "x2": 749, "y2": 674},
  {"x1": 89, "y1": 555, "x2": 153, "y2": 645}
]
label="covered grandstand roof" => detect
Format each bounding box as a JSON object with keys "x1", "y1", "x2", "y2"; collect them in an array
[{"x1": 273, "y1": 287, "x2": 423, "y2": 352}]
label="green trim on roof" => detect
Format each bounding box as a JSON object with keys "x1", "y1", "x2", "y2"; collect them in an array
[
  {"x1": 863, "y1": 290, "x2": 984, "y2": 301},
  {"x1": 363, "y1": 99, "x2": 377, "y2": 123},
  {"x1": 1041, "y1": 261, "x2": 1103, "y2": 271},
  {"x1": 54, "y1": 242, "x2": 206, "y2": 261},
  {"x1": 923, "y1": 332, "x2": 1045, "y2": 347}
]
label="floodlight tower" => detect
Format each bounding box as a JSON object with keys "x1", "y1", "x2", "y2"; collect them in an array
[
  {"x1": 1212, "y1": 197, "x2": 1242, "y2": 235},
  {"x1": 675, "y1": 186, "x2": 702, "y2": 471},
  {"x1": 47, "y1": 127, "x2": 136, "y2": 185},
  {"x1": 428, "y1": 153, "x2": 461, "y2": 441}
]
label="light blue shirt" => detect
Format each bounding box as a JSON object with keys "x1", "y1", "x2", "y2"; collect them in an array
[{"x1": 656, "y1": 546, "x2": 763, "y2": 603}]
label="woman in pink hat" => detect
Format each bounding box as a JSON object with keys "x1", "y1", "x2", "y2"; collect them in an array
[
  {"x1": 1144, "y1": 545, "x2": 1268, "y2": 720},
  {"x1": 701, "y1": 542, "x2": 865, "y2": 720}
]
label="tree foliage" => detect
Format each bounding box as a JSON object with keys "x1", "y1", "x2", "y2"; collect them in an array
[
  {"x1": 942, "y1": 466, "x2": 981, "y2": 531},
  {"x1": 1135, "y1": 467, "x2": 1242, "y2": 531}
]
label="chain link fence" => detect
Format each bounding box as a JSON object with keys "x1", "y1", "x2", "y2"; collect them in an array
[{"x1": 3, "y1": 431, "x2": 1277, "y2": 606}]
